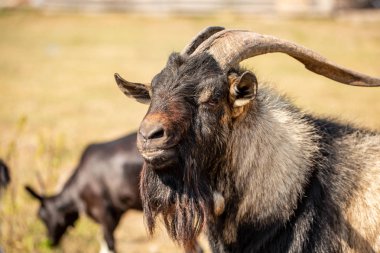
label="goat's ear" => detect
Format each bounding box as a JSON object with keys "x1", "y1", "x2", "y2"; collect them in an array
[
  {"x1": 114, "y1": 73, "x2": 151, "y2": 104},
  {"x1": 25, "y1": 185, "x2": 43, "y2": 201},
  {"x1": 229, "y1": 71, "x2": 258, "y2": 108}
]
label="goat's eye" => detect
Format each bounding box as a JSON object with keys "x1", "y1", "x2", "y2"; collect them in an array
[
  {"x1": 198, "y1": 90, "x2": 222, "y2": 107},
  {"x1": 202, "y1": 97, "x2": 219, "y2": 107},
  {"x1": 207, "y1": 98, "x2": 218, "y2": 106}
]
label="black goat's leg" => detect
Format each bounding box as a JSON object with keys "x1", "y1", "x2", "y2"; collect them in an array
[
  {"x1": 102, "y1": 227, "x2": 116, "y2": 253},
  {"x1": 99, "y1": 208, "x2": 122, "y2": 253},
  {"x1": 100, "y1": 220, "x2": 117, "y2": 253}
]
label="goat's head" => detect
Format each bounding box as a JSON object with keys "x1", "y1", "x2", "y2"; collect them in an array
[
  {"x1": 25, "y1": 185, "x2": 78, "y2": 247},
  {"x1": 115, "y1": 27, "x2": 380, "y2": 249}
]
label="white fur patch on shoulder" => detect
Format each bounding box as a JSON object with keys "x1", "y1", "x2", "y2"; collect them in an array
[{"x1": 213, "y1": 191, "x2": 225, "y2": 216}]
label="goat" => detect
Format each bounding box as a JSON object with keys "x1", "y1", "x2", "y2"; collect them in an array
[
  {"x1": 114, "y1": 27, "x2": 380, "y2": 252},
  {"x1": 25, "y1": 133, "x2": 143, "y2": 253},
  {"x1": 0, "y1": 159, "x2": 10, "y2": 193},
  {"x1": 25, "y1": 132, "x2": 204, "y2": 253}
]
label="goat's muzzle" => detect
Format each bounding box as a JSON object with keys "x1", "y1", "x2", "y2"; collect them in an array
[{"x1": 137, "y1": 116, "x2": 179, "y2": 170}]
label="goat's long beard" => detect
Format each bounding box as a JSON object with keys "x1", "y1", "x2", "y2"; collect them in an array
[{"x1": 140, "y1": 151, "x2": 213, "y2": 251}]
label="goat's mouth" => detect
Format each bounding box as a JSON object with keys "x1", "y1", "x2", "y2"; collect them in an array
[
  {"x1": 140, "y1": 148, "x2": 178, "y2": 169},
  {"x1": 47, "y1": 237, "x2": 60, "y2": 248}
]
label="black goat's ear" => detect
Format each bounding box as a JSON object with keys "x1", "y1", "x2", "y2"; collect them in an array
[
  {"x1": 229, "y1": 71, "x2": 258, "y2": 108},
  {"x1": 25, "y1": 185, "x2": 43, "y2": 201},
  {"x1": 114, "y1": 73, "x2": 151, "y2": 104}
]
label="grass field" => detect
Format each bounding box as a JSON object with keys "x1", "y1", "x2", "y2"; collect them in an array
[{"x1": 0, "y1": 9, "x2": 379, "y2": 253}]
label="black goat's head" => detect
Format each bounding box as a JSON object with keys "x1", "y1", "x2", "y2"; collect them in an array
[{"x1": 25, "y1": 185, "x2": 78, "y2": 247}]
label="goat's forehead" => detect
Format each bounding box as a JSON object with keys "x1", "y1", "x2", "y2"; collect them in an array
[
  {"x1": 152, "y1": 63, "x2": 225, "y2": 101},
  {"x1": 151, "y1": 75, "x2": 226, "y2": 105},
  {"x1": 153, "y1": 53, "x2": 224, "y2": 87}
]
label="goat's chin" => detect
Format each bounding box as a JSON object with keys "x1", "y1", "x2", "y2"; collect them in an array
[{"x1": 140, "y1": 161, "x2": 212, "y2": 251}]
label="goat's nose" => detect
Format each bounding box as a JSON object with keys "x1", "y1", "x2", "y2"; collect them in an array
[{"x1": 139, "y1": 121, "x2": 165, "y2": 141}]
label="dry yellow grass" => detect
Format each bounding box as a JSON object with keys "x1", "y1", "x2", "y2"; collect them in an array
[{"x1": 0, "y1": 9, "x2": 379, "y2": 253}]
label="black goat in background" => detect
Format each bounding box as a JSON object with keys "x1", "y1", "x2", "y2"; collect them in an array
[
  {"x1": 25, "y1": 133, "x2": 143, "y2": 253},
  {"x1": 25, "y1": 132, "x2": 203, "y2": 253}
]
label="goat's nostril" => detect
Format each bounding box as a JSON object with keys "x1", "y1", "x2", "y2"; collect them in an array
[
  {"x1": 149, "y1": 127, "x2": 165, "y2": 139},
  {"x1": 140, "y1": 123, "x2": 166, "y2": 141}
]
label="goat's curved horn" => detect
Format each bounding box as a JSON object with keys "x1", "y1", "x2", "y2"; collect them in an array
[
  {"x1": 181, "y1": 26, "x2": 225, "y2": 56},
  {"x1": 192, "y1": 29, "x2": 380, "y2": 87},
  {"x1": 25, "y1": 185, "x2": 43, "y2": 201}
]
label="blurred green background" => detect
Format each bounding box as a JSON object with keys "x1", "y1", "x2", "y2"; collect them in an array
[{"x1": 0, "y1": 8, "x2": 379, "y2": 253}]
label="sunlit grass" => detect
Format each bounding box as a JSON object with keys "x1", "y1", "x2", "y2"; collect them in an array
[{"x1": 0, "y1": 9, "x2": 379, "y2": 253}]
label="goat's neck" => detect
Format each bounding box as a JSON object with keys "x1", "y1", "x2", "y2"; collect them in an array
[{"x1": 224, "y1": 88, "x2": 319, "y2": 226}]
